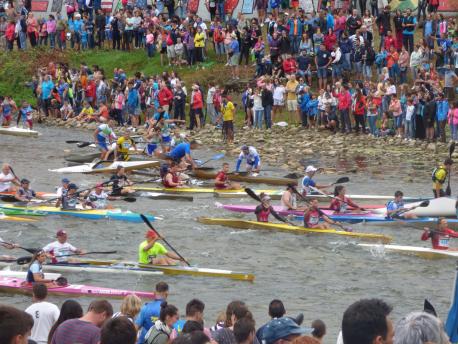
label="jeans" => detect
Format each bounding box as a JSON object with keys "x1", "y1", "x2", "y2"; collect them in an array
[
  {"x1": 379, "y1": 34, "x2": 385, "y2": 51},
  {"x1": 300, "y1": 110, "x2": 308, "y2": 127},
  {"x1": 371, "y1": 3, "x2": 378, "y2": 16},
  {"x1": 289, "y1": 35, "x2": 300, "y2": 54},
  {"x1": 368, "y1": 115, "x2": 377, "y2": 135},
  {"x1": 404, "y1": 119, "x2": 414, "y2": 138},
  {"x1": 147, "y1": 43, "x2": 156, "y2": 57},
  {"x1": 339, "y1": 108, "x2": 351, "y2": 132},
  {"x1": 399, "y1": 67, "x2": 407, "y2": 84},
  {"x1": 217, "y1": 2, "x2": 225, "y2": 22},
  {"x1": 19, "y1": 31, "x2": 27, "y2": 50},
  {"x1": 48, "y1": 32, "x2": 55, "y2": 48},
  {"x1": 353, "y1": 61, "x2": 362, "y2": 74},
  {"x1": 215, "y1": 42, "x2": 225, "y2": 55},
  {"x1": 354, "y1": 114, "x2": 366, "y2": 132},
  {"x1": 389, "y1": 63, "x2": 399, "y2": 82},
  {"x1": 342, "y1": 53, "x2": 351, "y2": 71},
  {"x1": 363, "y1": 64, "x2": 372, "y2": 79},
  {"x1": 207, "y1": 103, "x2": 217, "y2": 124},
  {"x1": 264, "y1": 105, "x2": 272, "y2": 129},
  {"x1": 332, "y1": 63, "x2": 341, "y2": 79},
  {"x1": 451, "y1": 123, "x2": 458, "y2": 141},
  {"x1": 254, "y1": 109, "x2": 264, "y2": 129},
  {"x1": 403, "y1": 34, "x2": 414, "y2": 53}
]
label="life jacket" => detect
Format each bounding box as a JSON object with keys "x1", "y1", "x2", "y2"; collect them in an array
[
  {"x1": 163, "y1": 172, "x2": 178, "y2": 188},
  {"x1": 304, "y1": 209, "x2": 320, "y2": 227},
  {"x1": 432, "y1": 166, "x2": 447, "y2": 183},
  {"x1": 256, "y1": 205, "x2": 271, "y2": 222}
]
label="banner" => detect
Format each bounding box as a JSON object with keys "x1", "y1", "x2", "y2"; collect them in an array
[{"x1": 241, "y1": 0, "x2": 254, "y2": 14}]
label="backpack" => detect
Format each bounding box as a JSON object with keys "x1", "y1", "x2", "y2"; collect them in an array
[{"x1": 145, "y1": 326, "x2": 170, "y2": 344}]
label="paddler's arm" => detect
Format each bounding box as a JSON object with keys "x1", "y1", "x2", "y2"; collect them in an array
[
  {"x1": 319, "y1": 210, "x2": 341, "y2": 226},
  {"x1": 33, "y1": 273, "x2": 54, "y2": 284},
  {"x1": 270, "y1": 207, "x2": 286, "y2": 223},
  {"x1": 347, "y1": 198, "x2": 364, "y2": 211},
  {"x1": 214, "y1": 176, "x2": 226, "y2": 187},
  {"x1": 143, "y1": 238, "x2": 160, "y2": 252},
  {"x1": 252, "y1": 156, "x2": 261, "y2": 172},
  {"x1": 421, "y1": 227, "x2": 432, "y2": 240},
  {"x1": 282, "y1": 193, "x2": 295, "y2": 210},
  {"x1": 235, "y1": 156, "x2": 243, "y2": 172},
  {"x1": 165, "y1": 251, "x2": 183, "y2": 261},
  {"x1": 445, "y1": 228, "x2": 458, "y2": 238},
  {"x1": 186, "y1": 154, "x2": 197, "y2": 170}
]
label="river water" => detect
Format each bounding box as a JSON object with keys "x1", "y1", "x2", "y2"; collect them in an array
[{"x1": 0, "y1": 125, "x2": 456, "y2": 344}]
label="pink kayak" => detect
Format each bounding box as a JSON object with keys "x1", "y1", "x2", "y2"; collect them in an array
[
  {"x1": 217, "y1": 203, "x2": 376, "y2": 217},
  {"x1": 0, "y1": 276, "x2": 155, "y2": 299}
]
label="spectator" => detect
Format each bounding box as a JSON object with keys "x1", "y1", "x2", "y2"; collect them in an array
[
  {"x1": 100, "y1": 316, "x2": 137, "y2": 344},
  {"x1": 394, "y1": 311, "x2": 449, "y2": 344},
  {"x1": 47, "y1": 300, "x2": 83, "y2": 343},
  {"x1": 0, "y1": 305, "x2": 34, "y2": 344}
]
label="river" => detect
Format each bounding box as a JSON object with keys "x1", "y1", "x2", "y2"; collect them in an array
[{"x1": 0, "y1": 125, "x2": 455, "y2": 344}]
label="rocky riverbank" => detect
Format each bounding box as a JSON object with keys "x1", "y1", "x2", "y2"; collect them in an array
[{"x1": 44, "y1": 117, "x2": 454, "y2": 181}]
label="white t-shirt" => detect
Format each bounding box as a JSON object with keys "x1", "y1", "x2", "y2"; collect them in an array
[
  {"x1": 42, "y1": 241, "x2": 77, "y2": 262},
  {"x1": 25, "y1": 301, "x2": 60, "y2": 344},
  {"x1": 273, "y1": 86, "x2": 286, "y2": 101},
  {"x1": 0, "y1": 172, "x2": 15, "y2": 192},
  {"x1": 406, "y1": 105, "x2": 415, "y2": 121}
]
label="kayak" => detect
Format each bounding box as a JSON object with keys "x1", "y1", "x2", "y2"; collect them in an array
[
  {"x1": 137, "y1": 192, "x2": 193, "y2": 202},
  {"x1": 39, "y1": 260, "x2": 254, "y2": 281},
  {"x1": 64, "y1": 152, "x2": 100, "y2": 163},
  {"x1": 0, "y1": 276, "x2": 155, "y2": 299},
  {"x1": 49, "y1": 160, "x2": 160, "y2": 174},
  {"x1": 134, "y1": 186, "x2": 281, "y2": 197},
  {"x1": 191, "y1": 169, "x2": 298, "y2": 186},
  {"x1": 0, "y1": 191, "x2": 56, "y2": 200},
  {"x1": 0, "y1": 270, "x2": 61, "y2": 280},
  {"x1": 197, "y1": 217, "x2": 392, "y2": 243},
  {"x1": 372, "y1": 197, "x2": 456, "y2": 217},
  {"x1": 0, "y1": 126, "x2": 40, "y2": 137},
  {"x1": 358, "y1": 243, "x2": 458, "y2": 259},
  {"x1": 0, "y1": 213, "x2": 37, "y2": 222},
  {"x1": 0, "y1": 204, "x2": 157, "y2": 223}
]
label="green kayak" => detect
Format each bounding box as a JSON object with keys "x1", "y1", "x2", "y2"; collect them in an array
[{"x1": 0, "y1": 209, "x2": 45, "y2": 216}]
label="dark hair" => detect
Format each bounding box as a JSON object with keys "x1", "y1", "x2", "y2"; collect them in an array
[
  {"x1": 159, "y1": 302, "x2": 178, "y2": 322},
  {"x1": 190, "y1": 331, "x2": 211, "y2": 344},
  {"x1": 311, "y1": 319, "x2": 326, "y2": 338},
  {"x1": 233, "y1": 304, "x2": 250, "y2": 322},
  {"x1": 234, "y1": 317, "x2": 256, "y2": 343},
  {"x1": 88, "y1": 300, "x2": 113, "y2": 317},
  {"x1": 186, "y1": 299, "x2": 205, "y2": 317},
  {"x1": 334, "y1": 185, "x2": 344, "y2": 196},
  {"x1": 394, "y1": 190, "x2": 403, "y2": 198},
  {"x1": 100, "y1": 316, "x2": 136, "y2": 344},
  {"x1": 445, "y1": 158, "x2": 454, "y2": 166},
  {"x1": 182, "y1": 320, "x2": 204, "y2": 334},
  {"x1": 342, "y1": 299, "x2": 392, "y2": 344},
  {"x1": 0, "y1": 305, "x2": 34, "y2": 344},
  {"x1": 156, "y1": 281, "x2": 169, "y2": 293},
  {"x1": 48, "y1": 300, "x2": 83, "y2": 343},
  {"x1": 268, "y1": 299, "x2": 286, "y2": 318},
  {"x1": 224, "y1": 301, "x2": 245, "y2": 327},
  {"x1": 32, "y1": 283, "x2": 48, "y2": 300}
]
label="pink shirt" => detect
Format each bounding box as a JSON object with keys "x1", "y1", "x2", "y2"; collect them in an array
[
  {"x1": 46, "y1": 20, "x2": 56, "y2": 33},
  {"x1": 146, "y1": 33, "x2": 155, "y2": 44},
  {"x1": 448, "y1": 108, "x2": 458, "y2": 125}
]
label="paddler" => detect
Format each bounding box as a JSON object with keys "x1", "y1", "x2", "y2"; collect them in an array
[
  {"x1": 301, "y1": 165, "x2": 331, "y2": 196},
  {"x1": 55, "y1": 183, "x2": 81, "y2": 209},
  {"x1": 166, "y1": 140, "x2": 199, "y2": 170},
  {"x1": 116, "y1": 131, "x2": 137, "y2": 161},
  {"x1": 255, "y1": 194, "x2": 287, "y2": 223},
  {"x1": 139, "y1": 229, "x2": 184, "y2": 265},
  {"x1": 93, "y1": 121, "x2": 116, "y2": 160},
  {"x1": 281, "y1": 184, "x2": 301, "y2": 210},
  {"x1": 14, "y1": 179, "x2": 46, "y2": 202},
  {"x1": 144, "y1": 126, "x2": 162, "y2": 157},
  {"x1": 26, "y1": 249, "x2": 58, "y2": 287},
  {"x1": 42, "y1": 229, "x2": 84, "y2": 263},
  {"x1": 303, "y1": 199, "x2": 342, "y2": 229},
  {"x1": 152, "y1": 106, "x2": 186, "y2": 153},
  {"x1": 0, "y1": 163, "x2": 19, "y2": 192},
  {"x1": 214, "y1": 162, "x2": 241, "y2": 190},
  {"x1": 236, "y1": 145, "x2": 261, "y2": 173},
  {"x1": 56, "y1": 177, "x2": 71, "y2": 198},
  {"x1": 432, "y1": 158, "x2": 453, "y2": 198},
  {"x1": 386, "y1": 191, "x2": 417, "y2": 219},
  {"x1": 0, "y1": 236, "x2": 19, "y2": 261},
  {"x1": 422, "y1": 218, "x2": 458, "y2": 250},
  {"x1": 84, "y1": 183, "x2": 119, "y2": 209},
  {"x1": 162, "y1": 162, "x2": 185, "y2": 188},
  {"x1": 329, "y1": 185, "x2": 364, "y2": 213},
  {"x1": 110, "y1": 165, "x2": 135, "y2": 196}
]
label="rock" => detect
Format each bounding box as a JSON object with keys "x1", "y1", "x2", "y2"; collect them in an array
[{"x1": 426, "y1": 143, "x2": 436, "y2": 151}]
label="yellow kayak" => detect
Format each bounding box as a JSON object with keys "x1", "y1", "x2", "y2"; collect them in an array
[
  {"x1": 0, "y1": 213, "x2": 36, "y2": 222},
  {"x1": 133, "y1": 186, "x2": 283, "y2": 198},
  {"x1": 197, "y1": 217, "x2": 392, "y2": 243}
]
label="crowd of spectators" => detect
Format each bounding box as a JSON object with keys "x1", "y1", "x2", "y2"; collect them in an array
[{"x1": 1, "y1": 281, "x2": 454, "y2": 344}]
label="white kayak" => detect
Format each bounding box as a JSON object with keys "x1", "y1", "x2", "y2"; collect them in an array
[
  {"x1": 49, "y1": 160, "x2": 160, "y2": 174},
  {"x1": 0, "y1": 126, "x2": 40, "y2": 137},
  {"x1": 358, "y1": 243, "x2": 458, "y2": 259},
  {"x1": 0, "y1": 269, "x2": 61, "y2": 279},
  {"x1": 372, "y1": 197, "x2": 456, "y2": 217}
]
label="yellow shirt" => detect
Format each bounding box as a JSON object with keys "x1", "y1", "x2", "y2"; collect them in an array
[
  {"x1": 194, "y1": 32, "x2": 205, "y2": 48},
  {"x1": 286, "y1": 80, "x2": 299, "y2": 100},
  {"x1": 117, "y1": 136, "x2": 133, "y2": 154},
  {"x1": 138, "y1": 240, "x2": 168, "y2": 264},
  {"x1": 433, "y1": 166, "x2": 447, "y2": 189},
  {"x1": 222, "y1": 101, "x2": 235, "y2": 121}
]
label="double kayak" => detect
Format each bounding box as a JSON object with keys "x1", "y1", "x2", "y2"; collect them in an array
[
  {"x1": 49, "y1": 160, "x2": 160, "y2": 174},
  {"x1": 197, "y1": 217, "x2": 392, "y2": 243},
  {"x1": 0, "y1": 126, "x2": 40, "y2": 137},
  {"x1": 372, "y1": 197, "x2": 456, "y2": 217},
  {"x1": 191, "y1": 169, "x2": 297, "y2": 186},
  {"x1": 0, "y1": 276, "x2": 155, "y2": 299},
  {"x1": 358, "y1": 243, "x2": 458, "y2": 259},
  {"x1": 34, "y1": 260, "x2": 254, "y2": 281},
  {"x1": 0, "y1": 204, "x2": 157, "y2": 223}
]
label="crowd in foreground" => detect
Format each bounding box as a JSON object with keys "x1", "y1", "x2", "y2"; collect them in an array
[{"x1": 0, "y1": 280, "x2": 454, "y2": 344}]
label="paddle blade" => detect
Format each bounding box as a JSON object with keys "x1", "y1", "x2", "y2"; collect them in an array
[
  {"x1": 0, "y1": 195, "x2": 18, "y2": 203},
  {"x1": 284, "y1": 173, "x2": 302, "y2": 179},
  {"x1": 450, "y1": 142, "x2": 456, "y2": 157},
  {"x1": 123, "y1": 197, "x2": 137, "y2": 203},
  {"x1": 419, "y1": 200, "x2": 430, "y2": 207},
  {"x1": 424, "y1": 299, "x2": 438, "y2": 317},
  {"x1": 211, "y1": 153, "x2": 225, "y2": 161},
  {"x1": 65, "y1": 140, "x2": 82, "y2": 144},
  {"x1": 17, "y1": 256, "x2": 32, "y2": 265},
  {"x1": 335, "y1": 177, "x2": 350, "y2": 184},
  {"x1": 77, "y1": 142, "x2": 93, "y2": 148},
  {"x1": 244, "y1": 188, "x2": 262, "y2": 202}
]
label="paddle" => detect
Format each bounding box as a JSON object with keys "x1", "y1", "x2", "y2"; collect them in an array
[
  {"x1": 77, "y1": 141, "x2": 95, "y2": 148},
  {"x1": 197, "y1": 153, "x2": 225, "y2": 167},
  {"x1": 289, "y1": 185, "x2": 353, "y2": 232},
  {"x1": 140, "y1": 214, "x2": 191, "y2": 266},
  {"x1": 0, "y1": 240, "x2": 39, "y2": 254},
  {"x1": 424, "y1": 299, "x2": 438, "y2": 317},
  {"x1": 390, "y1": 200, "x2": 430, "y2": 218},
  {"x1": 244, "y1": 188, "x2": 296, "y2": 225},
  {"x1": 16, "y1": 250, "x2": 118, "y2": 265},
  {"x1": 446, "y1": 142, "x2": 455, "y2": 196}
]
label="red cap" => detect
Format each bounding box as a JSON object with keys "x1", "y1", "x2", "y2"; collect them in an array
[
  {"x1": 56, "y1": 229, "x2": 67, "y2": 237},
  {"x1": 145, "y1": 230, "x2": 158, "y2": 239},
  {"x1": 96, "y1": 183, "x2": 104, "y2": 188}
]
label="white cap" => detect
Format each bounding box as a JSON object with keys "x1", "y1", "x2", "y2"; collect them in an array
[
  {"x1": 305, "y1": 165, "x2": 317, "y2": 173},
  {"x1": 261, "y1": 195, "x2": 271, "y2": 202}
]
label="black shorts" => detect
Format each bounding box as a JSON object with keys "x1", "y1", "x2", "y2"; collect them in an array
[{"x1": 223, "y1": 120, "x2": 233, "y2": 132}]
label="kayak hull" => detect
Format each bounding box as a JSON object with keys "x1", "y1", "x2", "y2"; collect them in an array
[
  {"x1": 64, "y1": 152, "x2": 100, "y2": 164},
  {"x1": 197, "y1": 217, "x2": 392, "y2": 243},
  {"x1": 49, "y1": 161, "x2": 160, "y2": 174},
  {"x1": 0, "y1": 214, "x2": 37, "y2": 222},
  {"x1": 191, "y1": 169, "x2": 297, "y2": 186},
  {"x1": 0, "y1": 276, "x2": 155, "y2": 299},
  {"x1": 358, "y1": 243, "x2": 458, "y2": 259},
  {"x1": 372, "y1": 197, "x2": 456, "y2": 217},
  {"x1": 0, "y1": 270, "x2": 61, "y2": 280},
  {"x1": 0, "y1": 127, "x2": 40, "y2": 137}
]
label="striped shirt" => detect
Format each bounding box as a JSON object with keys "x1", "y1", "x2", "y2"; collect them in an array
[{"x1": 51, "y1": 319, "x2": 100, "y2": 344}]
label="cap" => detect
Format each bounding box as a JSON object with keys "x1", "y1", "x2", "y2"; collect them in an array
[
  {"x1": 145, "y1": 230, "x2": 158, "y2": 239},
  {"x1": 68, "y1": 183, "x2": 78, "y2": 190},
  {"x1": 56, "y1": 229, "x2": 67, "y2": 237},
  {"x1": 95, "y1": 183, "x2": 104, "y2": 188},
  {"x1": 241, "y1": 145, "x2": 249, "y2": 151},
  {"x1": 262, "y1": 317, "x2": 313, "y2": 344},
  {"x1": 261, "y1": 195, "x2": 271, "y2": 202},
  {"x1": 62, "y1": 177, "x2": 70, "y2": 183},
  {"x1": 305, "y1": 165, "x2": 317, "y2": 173},
  {"x1": 20, "y1": 178, "x2": 30, "y2": 184}
]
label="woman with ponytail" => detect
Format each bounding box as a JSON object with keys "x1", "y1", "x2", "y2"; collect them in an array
[{"x1": 144, "y1": 302, "x2": 179, "y2": 344}]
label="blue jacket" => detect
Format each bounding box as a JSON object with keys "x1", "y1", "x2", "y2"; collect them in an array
[
  {"x1": 287, "y1": 18, "x2": 303, "y2": 37},
  {"x1": 339, "y1": 38, "x2": 352, "y2": 54},
  {"x1": 326, "y1": 13, "x2": 335, "y2": 31},
  {"x1": 436, "y1": 99, "x2": 449, "y2": 121},
  {"x1": 298, "y1": 93, "x2": 310, "y2": 112},
  {"x1": 305, "y1": 99, "x2": 319, "y2": 116}
]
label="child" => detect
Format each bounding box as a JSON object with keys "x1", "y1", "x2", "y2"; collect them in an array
[
  {"x1": 60, "y1": 100, "x2": 74, "y2": 120},
  {"x1": 306, "y1": 93, "x2": 319, "y2": 129},
  {"x1": 298, "y1": 88, "x2": 310, "y2": 128},
  {"x1": 404, "y1": 98, "x2": 415, "y2": 140},
  {"x1": 366, "y1": 95, "x2": 378, "y2": 136},
  {"x1": 18, "y1": 101, "x2": 34, "y2": 129},
  {"x1": 76, "y1": 100, "x2": 94, "y2": 121},
  {"x1": 448, "y1": 101, "x2": 458, "y2": 142},
  {"x1": 220, "y1": 95, "x2": 235, "y2": 144},
  {"x1": 253, "y1": 88, "x2": 264, "y2": 129},
  {"x1": 324, "y1": 105, "x2": 337, "y2": 133},
  {"x1": 81, "y1": 24, "x2": 88, "y2": 50}
]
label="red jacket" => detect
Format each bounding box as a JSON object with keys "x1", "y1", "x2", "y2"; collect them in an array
[
  {"x1": 191, "y1": 90, "x2": 203, "y2": 110},
  {"x1": 158, "y1": 87, "x2": 173, "y2": 106},
  {"x1": 324, "y1": 33, "x2": 337, "y2": 52},
  {"x1": 5, "y1": 23, "x2": 15, "y2": 41},
  {"x1": 337, "y1": 91, "x2": 351, "y2": 110},
  {"x1": 85, "y1": 81, "x2": 96, "y2": 99},
  {"x1": 282, "y1": 58, "x2": 298, "y2": 75},
  {"x1": 353, "y1": 96, "x2": 366, "y2": 116},
  {"x1": 421, "y1": 228, "x2": 458, "y2": 250}
]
